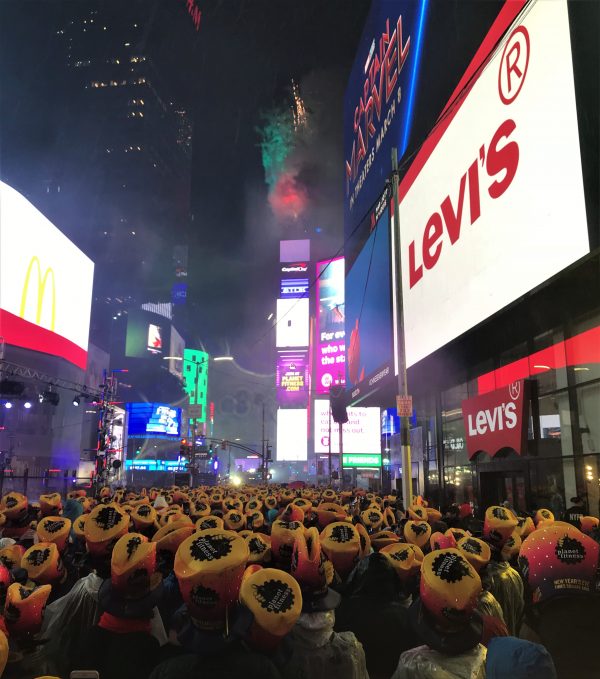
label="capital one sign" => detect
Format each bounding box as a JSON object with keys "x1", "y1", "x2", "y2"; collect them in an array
[
  {"x1": 462, "y1": 380, "x2": 528, "y2": 459},
  {"x1": 398, "y1": 0, "x2": 588, "y2": 368}
]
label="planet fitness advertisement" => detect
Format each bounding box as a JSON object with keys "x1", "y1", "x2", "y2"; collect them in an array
[{"x1": 315, "y1": 257, "x2": 345, "y2": 394}]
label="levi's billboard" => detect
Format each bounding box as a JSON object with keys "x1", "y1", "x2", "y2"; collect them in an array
[
  {"x1": 398, "y1": 0, "x2": 588, "y2": 368},
  {"x1": 0, "y1": 180, "x2": 94, "y2": 369},
  {"x1": 462, "y1": 380, "x2": 528, "y2": 459},
  {"x1": 344, "y1": 0, "x2": 428, "y2": 238}
]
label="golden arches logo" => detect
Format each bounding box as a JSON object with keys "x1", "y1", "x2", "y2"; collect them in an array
[{"x1": 19, "y1": 256, "x2": 56, "y2": 331}]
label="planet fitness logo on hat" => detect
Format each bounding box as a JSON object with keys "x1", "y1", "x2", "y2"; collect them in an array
[
  {"x1": 410, "y1": 522, "x2": 429, "y2": 536},
  {"x1": 461, "y1": 538, "x2": 482, "y2": 555},
  {"x1": 253, "y1": 579, "x2": 295, "y2": 614},
  {"x1": 126, "y1": 536, "x2": 143, "y2": 558},
  {"x1": 249, "y1": 537, "x2": 267, "y2": 555},
  {"x1": 390, "y1": 548, "x2": 409, "y2": 562},
  {"x1": 555, "y1": 535, "x2": 586, "y2": 565},
  {"x1": 43, "y1": 520, "x2": 64, "y2": 534},
  {"x1": 26, "y1": 548, "x2": 50, "y2": 567},
  {"x1": 94, "y1": 506, "x2": 124, "y2": 531},
  {"x1": 492, "y1": 507, "x2": 510, "y2": 521},
  {"x1": 431, "y1": 552, "x2": 472, "y2": 583},
  {"x1": 330, "y1": 525, "x2": 355, "y2": 543},
  {"x1": 190, "y1": 584, "x2": 219, "y2": 608},
  {"x1": 190, "y1": 534, "x2": 233, "y2": 562}
]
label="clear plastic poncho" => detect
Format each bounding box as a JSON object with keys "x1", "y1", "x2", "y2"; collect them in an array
[
  {"x1": 281, "y1": 610, "x2": 369, "y2": 679},
  {"x1": 483, "y1": 561, "x2": 524, "y2": 636},
  {"x1": 392, "y1": 643, "x2": 487, "y2": 679}
]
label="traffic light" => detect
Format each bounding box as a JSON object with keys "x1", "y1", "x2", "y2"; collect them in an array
[
  {"x1": 266, "y1": 444, "x2": 272, "y2": 462},
  {"x1": 208, "y1": 445, "x2": 214, "y2": 458},
  {"x1": 180, "y1": 438, "x2": 188, "y2": 455}
]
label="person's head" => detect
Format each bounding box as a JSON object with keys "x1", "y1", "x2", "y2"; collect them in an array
[
  {"x1": 570, "y1": 496, "x2": 585, "y2": 508},
  {"x1": 486, "y1": 637, "x2": 557, "y2": 679}
]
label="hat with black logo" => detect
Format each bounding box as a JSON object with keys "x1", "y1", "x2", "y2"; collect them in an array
[
  {"x1": 446, "y1": 528, "x2": 470, "y2": 543},
  {"x1": 247, "y1": 511, "x2": 265, "y2": 530},
  {"x1": 315, "y1": 503, "x2": 347, "y2": 529},
  {"x1": 239, "y1": 566, "x2": 302, "y2": 651},
  {"x1": 270, "y1": 519, "x2": 304, "y2": 567},
  {"x1": 245, "y1": 499, "x2": 263, "y2": 515},
  {"x1": 430, "y1": 531, "x2": 457, "y2": 553},
  {"x1": 4, "y1": 582, "x2": 51, "y2": 636},
  {"x1": 0, "y1": 492, "x2": 28, "y2": 521},
  {"x1": 426, "y1": 508, "x2": 443, "y2": 524},
  {"x1": 407, "y1": 505, "x2": 428, "y2": 522},
  {"x1": 420, "y1": 548, "x2": 482, "y2": 626},
  {"x1": 190, "y1": 500, "x2": 211, "y2": 520},
  {"x1": 195, "y1": 516, "x2": 224, "y2": 532},
  {"x1": 483, "y1": 506, "x2": 518, "y2": 548},
  {"x1": 534, "y1": 508, "x2": 555, "y2": 526},
  {"x1": 21, "y1": 542, "x2": 66, "y2": 586},
  {"x1": 580, "y1": 516, "x2": 599, "y2": 535},
  {"x1": 404, "y1": 520, "x2": 432, "y2": 550},
  {"x1": 360, "y1": 507, "x2": 384, "y2": 533},
  {"x1": 174, "y1": 528, "x2": 249, "y2": 629},
  {"x1": 222, "y1": 497, "x2": 244, "y2": 514},
  {"x1": 264, "y1": 496, "x2": 278, "y2": 511},
  {"x1": 356, "y1": 522, "x2": 372, "y2": 558},
  {"x1": 501, "y1": 531, "x2": 522, "y2": 561},
  {"x1": 515, "y1": 515, "x2": 535, "y2": 539},
  {"x1": 36, "y1": 516, "x2": 71, "y2": 553},
  {"x1": 245, "y1": 533, "x2": 272, "y2": 564},
  {"x1": 291, "y1": 526, "x2": 339, "y2": 612},
  {"x1": 457, "y1": 536, "x2": 491, "y2": 572},
  {"x1": 0, "y1": 544, "x2": 26, "y2": 571},
  {"x1": 320, "y1": 521, "x2": 361, "y2": 578},
  {"x1": 223, "y1": 510, "x2": 246, "y2": 532},
  {"x1": 39, "y1": 493, "x2": 62, "y2": 517},
  {"x1": 518, "y1": 524, "x2": 599, "y2": 605},
  {"x1": 73, "y1": 514, "x2": 88, "y2": 541},
  {"x1": 85, "y1": 504, "x2": 129, "y2": 558},
  {"x1": 131, "y1": 503, "x2": 158, "y2": 531},
  {"x1": 380, "y1": 542, "x2": 424, "y2": 581}
]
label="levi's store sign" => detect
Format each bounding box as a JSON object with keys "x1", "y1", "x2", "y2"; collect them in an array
[
  {"x1": 398, "y1": 0, "x2": 589, "y2": 368},
  {"x1": 462, "y1": 380, "x2": 528, "y2": 459}
]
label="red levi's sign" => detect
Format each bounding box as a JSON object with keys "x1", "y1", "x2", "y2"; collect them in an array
[{"x1": 461, "y1": 380, "x2": 528, "y2": 459}]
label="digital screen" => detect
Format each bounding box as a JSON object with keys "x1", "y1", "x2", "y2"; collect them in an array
[
  {"x1": 280, "y1": 278, "x2": 309, "y2": 298},
  {"x1": 168, "y1": 326, "x2": 185, "y2": 379},
  {"x1": 125, "y1": 309, "x2": 169, "y2": 359},
  {"x1": 147, "y1": 324, "x2": 163, "y2": 354},
  {"x1": 126, "y1": 402, "x2": 182, "y2": 439},
  {"x1": 344, "y1": 0, "x2": 429, "y2": 239},
  {"x1": 280, "y1": 239, "x2": 310, "y2": 263},
  {"x1": 314, "y1": 400, "x2": 381, "y2": 455},
  {"x1": 316, "y1": 258, "x2": 345, "y2": 394},
  {"x1": 343, "y1": 454, "x2": 382, "y2": 468},
  {"x1": 276, "y1": 298, "x2": 309, "y2": 348},
  {"x1": 0, "y1": 180, "x2": 94, "y2": 369},
  {"x1": 276, "y1": 408, "x2": 307, "y2": 461},
  {"x1": 276, "y1": 350, "x2": 309, "y2": 407},
  {"x1": 183, "y1": 348, "x2": 208, "y2": 424},
  {"x1": 399, "y1": 0, "x2": 589, "y2": 368},
  {"x1": 345, "y1": 206, "x2": 393, "y2": 402},
  {"x1": 171, "y1": 282, "x2": 188, "y2": 305}
]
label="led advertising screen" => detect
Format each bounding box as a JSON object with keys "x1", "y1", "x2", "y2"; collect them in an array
[
  {"x1": 314, "y1": 400, "x2": 381, "y2": 455},
  {"x1": 125, "y1": 309, "x2": 168, "y2": 358},
  {"x1": 168, "y1": 326, "x2": 185, "y2": 380},
  {"x1": 345, "y1": 205, "x2": 393, "y2": 402},
  {"x1": 398, "y1": 0, "x2": 589, "y2": 368},
  {"x1": 276, "y1": 350, "x2": 309, "y2": 407},
  {"x1": 280, "y1": 278, "x2": 309, "y2": 298},
  {"x1": 126, "y1": 402, "x2": 182, "y2": 439},
  {"x1": 280, "y1": 239, "x2": 310, "y2": 263},
  {"x1": 276, "y1": 408, "x2": 307, "y2": 461},
  {"x1": 0, "y1": 181, "x2": 94, "y2": 369},
  {"x1": 344, "y1": 0, "x2": 429, "y2": 238},
  {"x1": 276, "y1": 298, "x2": 309, "y2": 348},
  {"x1": 315, "y1": 258, "x2": 345, "y2": 394}
]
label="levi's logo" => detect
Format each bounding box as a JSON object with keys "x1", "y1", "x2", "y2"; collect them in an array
[
  {"x1": 408, "y1": 119, "x2": 519, "y2": 288},
  {"x1": 468, "y1": 401, "x2": 517, "y2": 436}
]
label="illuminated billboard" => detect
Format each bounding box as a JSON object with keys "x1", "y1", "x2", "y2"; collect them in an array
[
  {"x1": 398, "y1": 0, "x2": 589, "y2": 368},
  {"x1": 168, "y1": 326, "x2": 185, "y2": 380},
  {"x1": 276, "y1": 350, "x2": 309, "y2": 407},
  {"x1": 276, "y1": 298, "x2": 309, "y2": 348},
  {"x1": 314, "y1": 400, "x2": 381, "y2": 455},
  {"x1": 183, "y1": 348, "x2": 208, "y2": 424},
  {"x1": 280, "y1": 278, "x2": 309, "y2": 298},
  {"x1": 344, "y1": 0, "x2": 429, "y2": 237},
  {"x1": 126, "y1": 402, "x2": 182, "y2": 439},
  {"x1": 316, "y1": 258, "x2": 345, "y2": 394},
  {"x1": 0, "y1": 180, "x2": 94, "y2": 369},
  {"x1": 276, "y1": 408, "x2": 307, "y2": 461},
  {"x1": 125, "y1": 309, "x2": 167, "y2": 358},
  {"x1": 345, "y1": 205, "x2": 393, "y2": 402},
  {"x1": 280, "y1": 239, "x2": 310, "y2": 263}
]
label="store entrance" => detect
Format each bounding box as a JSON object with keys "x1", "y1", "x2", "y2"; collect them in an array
[{"x1": 479, "y1": 470, "x2": 528, "y2": 513}]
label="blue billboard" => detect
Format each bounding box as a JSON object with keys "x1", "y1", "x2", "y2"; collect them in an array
[
  {"x1": 126, "y1": 402, "x2": 182, "y2": 439},
  {"x1": 344, "y1": 0, "x2": 428, "y2": 238},
  {"x1": 345, "y1": 205, "x2": 393, "y2": 403}
]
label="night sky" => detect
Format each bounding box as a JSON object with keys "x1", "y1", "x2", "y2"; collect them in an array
[{"x1": 0, "y1": 0, "x2": 370, "y2": 372}]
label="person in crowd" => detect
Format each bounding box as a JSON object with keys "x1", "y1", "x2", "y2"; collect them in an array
[
  {"x1": 518, "y1": 522, "x2": 600, "y2": 678},
  {"x1": 393, "y1": 548, "x2": 487, "y2": 678},
  {"x1": 485, "y1": 636, "x2": 557, "y2": 679},
  {"x1": 563, "y1": 495, "x2": 586, "y2": 528}
]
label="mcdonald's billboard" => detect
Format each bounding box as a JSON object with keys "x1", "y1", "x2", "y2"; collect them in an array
[{"x1": 0, "y1": 181, "x2": 94, "y2": 369}]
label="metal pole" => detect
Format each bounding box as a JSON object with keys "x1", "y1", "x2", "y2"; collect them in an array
[
  {"x1": 338, "y1": 420, "x2": 344, "y2": 490},
  {"x1": 391, "y1": 147, "x2": 413, "y2": 509},
  {"x1": 328, "y1": 405, "x2": 332, "y2": 485},
  {"x1": 262, "y1": 402, "x2": 266, "y2": 484}
]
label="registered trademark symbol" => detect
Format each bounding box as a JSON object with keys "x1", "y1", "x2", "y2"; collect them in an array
[{"x1": 498, "y1": 26, "x2": 530, "y2": 105}]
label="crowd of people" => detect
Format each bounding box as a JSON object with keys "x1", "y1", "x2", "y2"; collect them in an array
[{"x1": 0, "y1": 483, "x2": 597, "y2": 679}]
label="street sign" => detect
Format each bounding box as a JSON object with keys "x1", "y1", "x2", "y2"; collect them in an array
[
  {"x1": 396, "y1": 395, "x2": 413, "y2": 418},
  {"x1": 342, "y1": 453, "x2": 381, "y2": 468}
]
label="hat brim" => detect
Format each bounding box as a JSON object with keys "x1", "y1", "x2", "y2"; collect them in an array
[
  {"x1": 301, "y1": 587, "x2": 341, "y2": 613},
  {"x1": 408, "y1": 596, "x2": 483, "y2": 655},
  {"x1": 98, "y1": 575, "x2": 164, "y2": 618}
]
